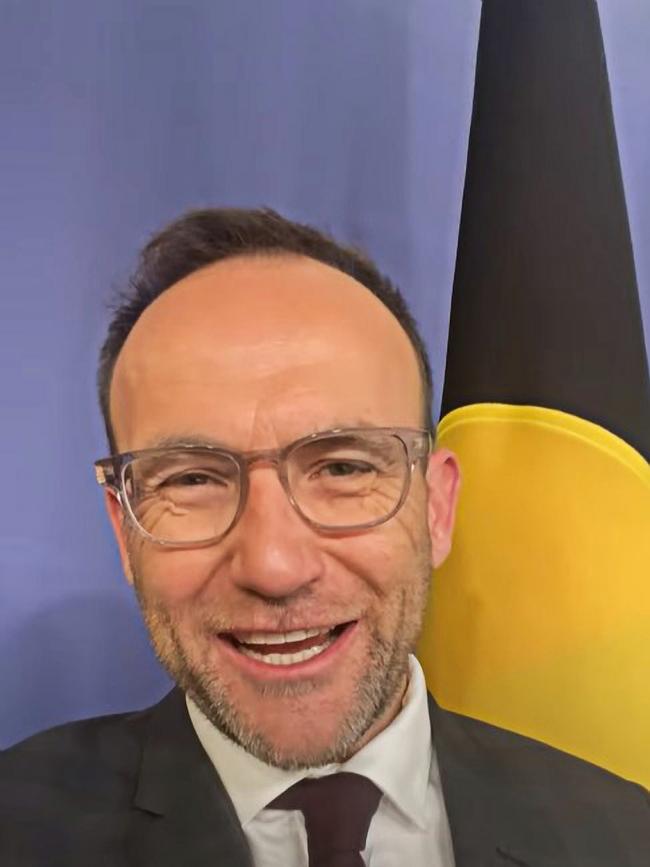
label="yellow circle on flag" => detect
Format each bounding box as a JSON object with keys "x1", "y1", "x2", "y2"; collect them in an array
[{"x1": 418, "y1": 403, "x2": 650, "y2": 787}]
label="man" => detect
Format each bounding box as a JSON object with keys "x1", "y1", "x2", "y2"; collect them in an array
[{"x1": 1, "y1": 208, "x2": 648, "y2": 866}]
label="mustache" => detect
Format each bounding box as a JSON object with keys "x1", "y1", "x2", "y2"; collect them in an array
[
  {"x1": 131, "y1": 574, "x2": 362, "y2": 634},
  {"x1": 199, "y1": 607, "x2": 361, "y2": 634}
]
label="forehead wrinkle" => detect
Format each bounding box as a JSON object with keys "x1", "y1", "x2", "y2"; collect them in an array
[{"x1": 138, "y1": 418, "x2": 392, "y2": 453}]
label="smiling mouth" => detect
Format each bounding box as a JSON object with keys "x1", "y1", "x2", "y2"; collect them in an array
[{"x1": 220, "y1": 622, "x2": 354, "y2": 666}]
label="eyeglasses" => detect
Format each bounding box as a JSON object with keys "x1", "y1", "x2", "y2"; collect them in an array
[{"x1": 94, "y1": 427, "x2": 432, "y2": 547}]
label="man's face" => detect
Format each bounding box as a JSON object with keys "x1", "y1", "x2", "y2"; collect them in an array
[{"x1": 106, "y1": 254, "x2": 459, "y2": 769}]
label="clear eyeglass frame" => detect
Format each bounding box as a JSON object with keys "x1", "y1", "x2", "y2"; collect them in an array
[{"x1": 94, "y1": 426, "x2": 433, "y2": 547}]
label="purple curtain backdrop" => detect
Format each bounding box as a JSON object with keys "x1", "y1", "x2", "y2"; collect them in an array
[{"x1": 1, "y1": 0, "x2": 648, "y2": 746}]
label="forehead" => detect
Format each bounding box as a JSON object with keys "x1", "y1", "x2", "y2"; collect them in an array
[{"x1": 110, "y1": 255, "x2": 423, "y2": 449}]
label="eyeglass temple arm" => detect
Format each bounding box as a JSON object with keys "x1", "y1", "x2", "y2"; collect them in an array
[
  {"x1": 94, "y1": 462, "x2": 118, "y2": 490},
  {"x1": 412, "y1": 431, "x2": 434, "y2": 463}
]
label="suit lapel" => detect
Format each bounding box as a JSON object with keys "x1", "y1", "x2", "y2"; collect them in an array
[
  {"x1": 427, "y1": 693, "x2": 647, "y2": 867},
  {"x1": 429, "y1": 694, "x2": 557, "y2": 867},
  {"x1": 126, "y1": 688, "x2": 253, "y2": 867}
]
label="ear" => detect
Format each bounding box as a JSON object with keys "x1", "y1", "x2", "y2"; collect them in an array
[
  {"x1": 104, "y1": 489, "x2": 135, "y2": 585},
  {"x1": 425, "y1": 447, "x2": 461, "y2": 568}
]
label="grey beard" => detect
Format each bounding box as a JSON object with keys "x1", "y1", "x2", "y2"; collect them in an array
[
  {"x1": 139, "y1": 590, "x2": 411, "y2": 770},
  {"x1": 187, "y1": 616, "x2": 407, "y2": 770},
  {"x1": 130, "y1": 545, "x2": 432, "y2": 769}
]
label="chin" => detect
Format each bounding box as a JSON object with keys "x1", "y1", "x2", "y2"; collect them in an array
[
  {"x1": 200, "y1": 678, "x2": 371, "y2": 769},
  {"x1": 246, "y1": 717, "x2": 363, "y2": 770}
]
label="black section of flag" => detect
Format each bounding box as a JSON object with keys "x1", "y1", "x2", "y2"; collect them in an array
[{"x1": 441, "y1": 0, "x2": 650, "y2": 459}]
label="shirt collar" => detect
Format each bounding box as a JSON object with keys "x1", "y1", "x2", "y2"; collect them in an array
[
  {"x1": 341, "y1": 655, "x2": 433, "y2": 828},
  {"x1": 186, "y1": 655, "x2": 433, "y2": 830}
]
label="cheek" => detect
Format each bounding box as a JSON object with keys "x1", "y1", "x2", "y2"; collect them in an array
[
  {"x1": 329, "y1": 510, "x2": 429, "y2": 599},
  {"x1": 363, "y1": 502, "x2": 432, "y2": 624},
  {"x1": 130, "y1": 544, "x2": 219, "y2": 605}
]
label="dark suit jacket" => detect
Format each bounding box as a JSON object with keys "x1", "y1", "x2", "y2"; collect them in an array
[{"x1": 0, "y1": 688, "x2": 648, "y2": 866}]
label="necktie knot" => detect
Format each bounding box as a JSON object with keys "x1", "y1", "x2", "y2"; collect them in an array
[{"x1": 268, "y1": 772, "x2": 382, "y2": 866}]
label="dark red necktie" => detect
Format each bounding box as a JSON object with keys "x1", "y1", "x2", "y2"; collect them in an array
[{"x1": 267, "y1": 772, "x2": 382, "y2": 866}]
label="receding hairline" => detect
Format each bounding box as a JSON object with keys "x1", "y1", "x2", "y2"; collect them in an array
[
  {"x1": 109, "y1": 250, "x2": 428, "y2": 434},
  {"x1": 98, "y1": 207, "x2": 435, "y2": 452},
  {"x1": 124, "y1": 250, "x2": 416, "y2": 339}
]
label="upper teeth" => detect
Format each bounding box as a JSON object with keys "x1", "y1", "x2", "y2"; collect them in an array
[{"x1": 234, "y1": 627, "x2": 327, "y2": 645}]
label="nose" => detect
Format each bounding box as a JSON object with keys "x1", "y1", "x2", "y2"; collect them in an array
[{"x1": 225, "y1": 465, "x2": 324, "y2": 601}]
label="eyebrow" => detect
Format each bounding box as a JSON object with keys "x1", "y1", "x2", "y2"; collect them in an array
[
  {"x1": 141, "y1": 420, "x2": 385, "y2": 452},
  {"x1": 141, "y1": 433, "x2": 229, "y2": 451}
]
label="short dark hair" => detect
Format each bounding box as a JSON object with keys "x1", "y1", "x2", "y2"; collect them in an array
[{"x1": 98, "y1": 207, "x2": 433, "y2": 451}]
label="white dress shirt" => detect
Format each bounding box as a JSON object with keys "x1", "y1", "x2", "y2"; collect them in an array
[{"x1": 187, "y1": 655, "x2": 456, "y2": 867}]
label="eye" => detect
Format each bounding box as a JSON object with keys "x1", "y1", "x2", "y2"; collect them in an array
[
  {"x1": 314, "y1": 460, "x2": 374, "y2": 478},
  {"x1": 173, "y1": 472, "x2": 212, "y2": 486},
  {"x1": 160, "y1": 470, "x2": 229, "y2": 488}
]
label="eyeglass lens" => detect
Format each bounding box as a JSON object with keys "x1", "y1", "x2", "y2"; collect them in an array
[{"x1": 122, "y1": 432, "x2": 410, "y2": 544}]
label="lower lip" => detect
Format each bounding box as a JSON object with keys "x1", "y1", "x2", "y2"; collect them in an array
[{"x1": 214, "y1": 622, "x2": 359, "y2": 680}]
